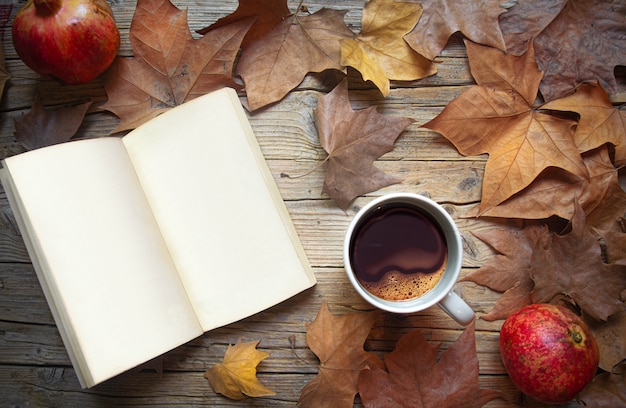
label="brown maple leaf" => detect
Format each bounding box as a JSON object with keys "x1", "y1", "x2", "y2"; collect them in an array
[
  {"x1": 298, "y1": 301, "x2": 384, "y2": 408},
  {"x1": 461, "y1": 225, "x2": 546, "y2": 321},
  {"x1": 103, "y1": 0, "x2": 253, "y2": 132},
  {"x1": 236, "y1": 7, "x2": 355, "y2": 111},
  {"x1": 499, "y1": 0, "x2": 626, "y2": 101},
  {"x1": 196, "y1": 0, "x2": 290, "y2": 48},
  {"x1": 543, "y1": 81, "x2": 626, "y2": 166},
  {"x1": 470, "y1": 146, "x2": 626, "y2": 230},
  {"x1": 204, "y1": 338, "x2": 275, "y2": 400},
  {"x1": 423, "y1": 40, "x2": 588, "y2": 214},
  {"x1": 530, "y1": 202, "x2": 626, "y2": 321},
  {"x1": 340, "y1": 0, "x2": 436, "y2": 96},
  {"x1": 316, "y1": 79, "x2": 414, "y2": 210},
  {"x1": 14, "y1": 96, "x2": 92, "y2": 151},
  {"x1": 404, "y1": 0, "x2": 507, "y2": 61},
  {"x1": 358, "y1": 322, "x2": 503, "y2": 407}
]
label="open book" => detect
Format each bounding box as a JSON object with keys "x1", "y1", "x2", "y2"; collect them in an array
[{"x1": 0, "y1": 87, "x2": 316, "y2": 388}]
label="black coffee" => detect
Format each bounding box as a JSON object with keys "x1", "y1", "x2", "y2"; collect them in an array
[{"x1": 349, "y1": 204, "x2": 447, "y2": 301}]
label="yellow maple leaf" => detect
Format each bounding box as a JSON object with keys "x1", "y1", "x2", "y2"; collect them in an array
[
  {"x1": 204, "y1": 339, "x2": 276, "y2": 400},
  {"x1": 340, "y1": 0, "x2": 436, "y2": 96}
]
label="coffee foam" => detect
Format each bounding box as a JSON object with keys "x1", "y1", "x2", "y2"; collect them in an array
[{"x1": 359, "y1": 258, "x2": 446, "y2": 301}]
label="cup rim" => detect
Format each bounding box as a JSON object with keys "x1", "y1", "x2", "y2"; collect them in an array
[{"x1": 343, "y1": 193, "x2": 463, "y2": 314}]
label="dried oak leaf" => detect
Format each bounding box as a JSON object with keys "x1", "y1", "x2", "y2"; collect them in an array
[
  {"x1": 499, "y1": 0, "x2": 626, "y2": 101},
  {"x1": 470, "y1": 146, "x2": 626, "y2": 230},
  {"x1": 316, "y1": 79, "x2": 414, "y2": 210},
  {"x1": 460, "y1": 225, "x2": 546, "y2": 321},
  {"x1": 543, "y1": 81, "x2": 626, "y2": 166},
  {"x1": 196, "y1": 0, "x2": 290, "y2": 48},
  {"x1": 530, "y1": 202, "x2": 626, "y2": 321},
  {"x1": 103, "y1": 0, "x2": 252, "y2": 132},
  {"x1": 358, "y1": 322, "x2": 503, "y2": 407},
  {"x1": 423, "y1": 40, "x2": 587, "y2": 214},
  {"x1": 579, "y1": 368, "x2": 626, "y2": 407},
  {"x1": 204, "y1": 338, "x2": 275, "y2": 400},
  {"x1": 404, "y1": 0, "x2": 507, "y2": 61},
  {"x1": 298, "y1": 301, "x2": 384, "y2": 408},
  {"x1": 236, "y1": 7, "x2": 355, "y2": 111},
  {"x1": 14, "y1": 96, "x2": 92, "y2": 151},
  {"x1": 340, "y1": 0, "x2": 436, "y2": 96}
]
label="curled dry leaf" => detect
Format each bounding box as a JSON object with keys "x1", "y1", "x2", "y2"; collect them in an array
[
  {"x1": 340, "y1": 0, "x2": 436, "y2": 96},
  {"x1": 103, "y1": 0, "x2": 252, "y2": 132},
  {"x1": 404, "y1": 0, "x2": 507, "y2": 60},
  {"x1": 500, "y1": 0, "x2": 626, "y2": 101},
  {"x1": 14, "y1": 96, "x2": 92, "y2": 151},
  {"x1": 424, "y1": 40, "x2": 587, "y2": 214},
  {"x1": 358, "y1": 322, "x2": 503, "y2": 408},
  {"x1": 236, "y1": 7, "x2": 355, "y2": 111},
  {"x1": 316, "y1": 79, "x2": 414, "y2": 210},
  {"x1": 579, "y1": 367, "x2": 626, "y2": 407},
  {"x1": 584, "y1": 310, "x2": 626, "y2": 373},
  {"x1": 204, "y1": 338, "x2": 275, "y2": 400},
  {"x1": 298, "y1": 301, "x2": 383, "y2": 408}
]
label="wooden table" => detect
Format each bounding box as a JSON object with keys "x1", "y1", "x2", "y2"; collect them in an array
[{"x1": 0, "y1": 1, "x2": 623, "y2": 406}]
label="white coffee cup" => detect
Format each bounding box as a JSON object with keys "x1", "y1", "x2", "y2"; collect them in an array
[{"x1": 343, "y1": 193, "x2": 474, "y2": 326}]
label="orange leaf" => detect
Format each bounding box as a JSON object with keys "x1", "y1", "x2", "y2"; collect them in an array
[
  {"x1": 298, "y1": 301, "x2": 383, "y2": 408},
  {"x1": 236, "y1": 7, "x2": 355, "y2": 111},
  {"x1": 103, "y1": 0, "x2": 253, "y2": 132},
  {"x1": 423, "y1": 40, "x2": 587, "y2": 214},
  {"x1": 543, "y1": 81, "x2": 626, "y2": 166},
  {"x1": 204, "y1": 339, "x2": 275, "y2": 400},
  {"x1": 316, "y1": 79, "x2": 414, "y2": 210}
]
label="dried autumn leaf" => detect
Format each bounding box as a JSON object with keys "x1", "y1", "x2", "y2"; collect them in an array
[
  {"x1": 499, "y1": 0, "x2": 626, "y2": 101},
  {"x1": 423, "y1": 40, "x2": 588, "y2": 214},
  {"x1": 0, "y1": 43, "x2": 9, "y2": 98},
  {"x1": 340, "y1": 0, "x2": 436, "y2": 96},
  {"x1": 470, "y1": 146, "x2": 626, "y2": 230},
  {"x1": 316, "y1": 79, "x2": 414, "y2": 210},
  {"x1": 579, "y1": 368, "x2": 626, "y2": 407},
  {"x1": 103, "y1": 0, "x2": 252, "y2": 132},
  {"x1": 404, "y1": 0, "x2": 507, "y2": 60},
  {"x1": 236, "y1": 7, "x2": 355, "y2": 111},
  {"x1": 298, "y1": 301, "x2": 383, "y2": 408},
  {"x1": 595, "y1": 229, "x2": 626, "y2": 265},
  {"x1": 14, "y1": 96, "x2": 92, "y2": 151},
  {"x1": 204, "y1": 338, "x2": 275, "y2": 400},
  {"x1": 461, "y1": 225, "x2": 546, "y2": 321},
  {"x1": 196, "y1": 0, "x2": 290, "y2": 48},
  {"x1": 585, "y1": 310, "x2": 626, "y2": 372},
  {"x1": 530, "y1": 202, "x2": 626, "y2": 321},
  {"x1": 543, "y1": 82, "x2": 626, "y2": 166},
  {"x1": 358, "y1": 322, "x2": 502, "y2": 407}
]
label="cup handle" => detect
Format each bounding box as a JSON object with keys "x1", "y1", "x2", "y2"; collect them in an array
[{"x1": 437, "y1": 291, "x2": 475, "y2": 326}]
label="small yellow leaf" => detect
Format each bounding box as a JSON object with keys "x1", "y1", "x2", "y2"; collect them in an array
[{"x1": 204, "y1": 339, "x2": 275, "y2": 400}]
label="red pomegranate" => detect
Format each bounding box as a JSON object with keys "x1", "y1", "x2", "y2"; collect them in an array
[
  {"x1": 12, "y1": 0, "x2": 120, "y2": 84},
  {"x1": 500, "y1": 303, "x2": 599, "y2": 404}
]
